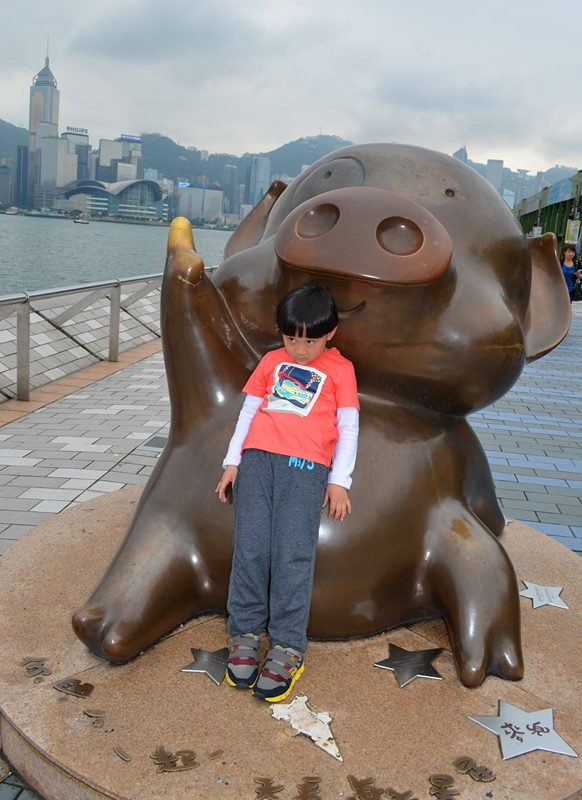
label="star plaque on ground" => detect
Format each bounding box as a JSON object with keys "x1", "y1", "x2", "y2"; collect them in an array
[
  {"x1": 519, "y1": 580, "x2": 569, "y2": 609},
  {"x1": 469, "y1": 700, "x2": 578, "y2": 760},
  {"x1": 181, "y1": 647, "x2": 229, "y2": 685},
  {"x1": 373, "y1": 643, "x2": 444, "y2": 687}
]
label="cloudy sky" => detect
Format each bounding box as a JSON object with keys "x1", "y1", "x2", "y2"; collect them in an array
[{"x1": 1, "y1": 0, "x2": 580, "y2": 173}]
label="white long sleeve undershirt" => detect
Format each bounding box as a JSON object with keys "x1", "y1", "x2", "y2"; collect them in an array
[
  {"x1": 222, "y1": 395, "x2": 262, "y2": 468},
  {"x1": 327, "y1": 406, "x2": 359, "y2": 489},
  {"x1": 222, "y1": 395, "x2": 359, "y2": 489}
]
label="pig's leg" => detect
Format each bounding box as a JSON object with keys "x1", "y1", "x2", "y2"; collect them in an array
[
  {"x1": 425, "y1": 500, "x2": 523, "y2": 687},
  {"x1": 456, "y1": 417, "x2": 506, "y2": 537},
  {"x1": 72, "y1": 219, "x2": 256, "y2": 663}
]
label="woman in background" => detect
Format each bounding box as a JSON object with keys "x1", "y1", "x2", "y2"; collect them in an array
[{"x1": 560, "y1": 244, "x2": 582, "y2": 302}]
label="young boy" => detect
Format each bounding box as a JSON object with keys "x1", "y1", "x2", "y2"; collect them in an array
[{"x1": 215, "y1": 282, "x2": 359, "y2": 702}]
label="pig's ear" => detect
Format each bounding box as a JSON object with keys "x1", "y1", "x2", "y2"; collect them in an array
[
  {"x1": 224, "y1": 180, "x2": 288, "y2": 259},
  {"x1": 524, "y1": 232, "x2": 571, "y2": 362}
]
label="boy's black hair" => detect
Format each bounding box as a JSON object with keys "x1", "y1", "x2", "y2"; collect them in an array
[{"x1": 276, "y1": 283, "x2": 338, "y2": 338}]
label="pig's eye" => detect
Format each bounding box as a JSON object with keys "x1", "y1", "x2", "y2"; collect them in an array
[
  {"x1": 445, "y1": 188, "x2": 456, "y2": 197},
  {"x1": 291, "y1": 157, "x2": 365, "y2": 207},
  {"x1": 296, "y1": 204, "x2": 340, "y2": 238},
  {"x1": 377, "y1": 217, "x2": 423, "y2": 255}
]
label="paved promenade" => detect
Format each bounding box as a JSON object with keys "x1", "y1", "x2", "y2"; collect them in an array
[
  {"x1": 1, "y1": 307, "x2": 582, "y2": 798},
  {"x1": 2, "y1": 309, "x2": 582, "y2": 557}
]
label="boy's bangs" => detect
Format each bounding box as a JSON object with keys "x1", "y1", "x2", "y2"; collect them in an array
[{"x1": 276, "y1": 284, "x2": 338, "y2": 338}]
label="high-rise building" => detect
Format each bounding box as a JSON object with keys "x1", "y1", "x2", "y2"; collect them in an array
[
  {"x1": 14, "y1": 145, "x2": 29, "y2": 207},
  {"x1": 248, "y1": 156, "x2": 271, "y2": 206},
  {"x1": 62, "y1": 128, "x2": 90, "y2": 181},
  {"x1": 39, "y1": 135, "x2": 76, "y2": 186},
  {"x1": 452, "y1": 146, "x2": 468, "y2": 164},
  {"x1": 97, "y1": 139, "x2": 123, "y2": 181},
  {"x1": 452, "y1": 146, "x2": 546, "y2": 202},
  {"x1": 28, "y1": 57, "x2": 59, "y2": 198},
  {"x1": 485, "y1": 159, "x2": 504, "y2": 192},
  {"x1": 0, "y1": 165, "x2": 11, "y2": 205},
  {"x1": 27, "y1": 57, "x2": 89, "y2": 207},
  {"x1": 177, "y1": 186, "x2": 204, "y2": 220},
  {"x1": 176, "y1": 185, "x2": 224, "y2": 222},
  {"x1": 202, "y1": 189, "x2": 224, "y2": 222},
  {"x1": 97, "y1": 136, "x2": 143, "y2": 182},
  {"x1": 222, "y1": 164, "x2": 238, "y2": 213},
  {"x1": 119, "y1": 135, "x2": 143, "y2": 179},
  {"x1": 88, "y1": 151, "x2": 98, "y2": 180}
]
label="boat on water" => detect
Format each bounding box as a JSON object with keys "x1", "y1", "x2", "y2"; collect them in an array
[{"x1": 73, "y1": 217, "x2": 90, "y2": 224}]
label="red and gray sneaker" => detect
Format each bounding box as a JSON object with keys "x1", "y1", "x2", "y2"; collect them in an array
[
  {"x1": 226, "y1": 633, "x2": 259, "y2": 689},
  {"x1": 252, "y1": 645, "x2": 304, "y2": 702}
]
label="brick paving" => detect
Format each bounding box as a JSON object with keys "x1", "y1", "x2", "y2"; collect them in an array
[
  {"x1": 0, "y1": 348, "x2": 167, "y2": 551},
  {"x1": 0, "y1": 280, "x2": 161, "y2": 401},
  {"x1": 1, "y1": 310, "x2": 581, "y2": 556},
  {"x1": 0, "y1": 772, "x2": 43, "y2": 800},
  {"x1": 470, "y1": 304, "x2": 582, "y2": 552},
  {"x1": 1, "y1": 306, "x2": 582, "y2": 797}
]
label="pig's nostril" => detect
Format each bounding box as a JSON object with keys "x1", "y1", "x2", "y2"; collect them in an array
[
  {"x1": 376, "y1": 217, "x2": 424, "y2": 256},
  {"x1": 296, "y1": 203, "x2": 340, "y2": 239}
]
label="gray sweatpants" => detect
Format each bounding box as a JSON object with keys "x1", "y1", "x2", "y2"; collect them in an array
[{"x1": 227, "y1": 448, "x2": 329, "y2": 654}]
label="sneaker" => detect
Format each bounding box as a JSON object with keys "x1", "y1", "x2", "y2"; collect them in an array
[
  {"x1": 225, "y1": 633, "x2": 259, "y2": 689},
  {"x1": 252, "y1": 645, "x2": 304, "y2": 702}
]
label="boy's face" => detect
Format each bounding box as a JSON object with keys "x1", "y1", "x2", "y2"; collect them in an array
[{"x1": 281, "y1": 326, "x2": 337, "y2": 365}]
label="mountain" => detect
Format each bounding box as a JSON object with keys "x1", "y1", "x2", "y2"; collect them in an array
[
  {"x1": 542, "y1": 165, "x2": 577, "y2": 186},
  {"x1": 2, "y1": 119, "x2": 577, "y2": 193},
  {"x1": 0, "y1": 119, "x2": 28, "y2": 161},
  {"x1": 140, "y1": 133, "x2": 353, "y2": 186},
  {"x1": 259, "y1": 135, "x2": 353, "y2": 178},
  {"x1": 140, "y1": 134, "x2": 200, "y2": 181},
  {"x1": 140, "y1": 133, "x2": 241, "y2": 185},
  {"x1": 0, "y1": 118, "x2": 351, "y2": 186}
]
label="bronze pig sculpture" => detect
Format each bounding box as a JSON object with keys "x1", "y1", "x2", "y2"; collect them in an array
[{"x1": 73, "y1": 144, "x2": 570, "y2": 687}]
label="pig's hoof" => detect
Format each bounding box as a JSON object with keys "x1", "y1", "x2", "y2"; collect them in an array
[
  {"x1": 452, "y1": 630, "x2": 523, "y2": 688},
  {"x1": 72, "y1": 546, "x2": 224, "y2": 663}
]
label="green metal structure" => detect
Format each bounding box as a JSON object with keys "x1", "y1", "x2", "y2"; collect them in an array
[{"x1": 515, "y1": 171, "x2": 582, "y2": 251}]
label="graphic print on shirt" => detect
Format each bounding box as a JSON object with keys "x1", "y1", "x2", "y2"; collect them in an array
[{"x1": 266, "y1": 362, "x2": 327, "y2": 417}]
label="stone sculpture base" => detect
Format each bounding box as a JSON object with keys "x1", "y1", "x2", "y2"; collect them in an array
[{"x1": 0, "y1": 487, "x2": 581, "y2": 800}]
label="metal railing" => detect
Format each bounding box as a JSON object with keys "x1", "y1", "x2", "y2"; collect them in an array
[{"x1": 0, "y1": 273, "x2": 163, "y2": 401}]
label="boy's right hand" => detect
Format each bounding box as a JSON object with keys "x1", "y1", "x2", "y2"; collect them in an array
[{"x1": 215, "y1": 465, "x2": 238, "y2": 503}]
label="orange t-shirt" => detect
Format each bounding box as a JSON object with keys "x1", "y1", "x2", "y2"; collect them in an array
[{"x1": 242, "y1": 346, "x2": 359, "y2": 467}]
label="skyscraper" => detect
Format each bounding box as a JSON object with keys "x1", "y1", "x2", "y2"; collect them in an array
[
  {"x1": 222, "y1": 164, "x2": 238, "y2": 213},
  {"x1": 0, "y1": 165, "x2": 10, "y2": 205},
  {"x1": 248, "y1": 156, "x2": 271, "y2": 206},
  {"x1": 28, "y1": 56, "x2": 60, "y2": 199},
  {"x1": 14, "y1": 145, "x2": 29, "y2": 207},
  {"x1": 486, "y1": 159, "x2": 504, "y2": 192}
]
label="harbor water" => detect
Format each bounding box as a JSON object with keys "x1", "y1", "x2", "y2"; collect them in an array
[{"x1": 0, "y1": 215, "x2": 232, "y2": 295}]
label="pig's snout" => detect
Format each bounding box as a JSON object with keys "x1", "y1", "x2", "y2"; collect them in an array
[{"x1": 275, "y1": 187, "x2": 452, "y2": 284}]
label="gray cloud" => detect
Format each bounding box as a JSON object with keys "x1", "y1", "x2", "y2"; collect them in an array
[
  {"x1": 68, "y1": 1, "x2": 263, "y2": 64},
  {"x1": 1, "y1": 0, "x2": 581, "y2": 171}
]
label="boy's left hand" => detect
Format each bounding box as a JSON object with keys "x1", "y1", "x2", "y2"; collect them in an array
[{"x1": 323, "y1": 483, "x2": 352, "y2": 521}]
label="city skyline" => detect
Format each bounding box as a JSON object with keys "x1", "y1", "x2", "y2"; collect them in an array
[
  {"x1": 1, "y1": 46, "x2": 574, "y2": 216},
  {"x1": 1, "y1": 0, "x2": 581, "y2": 176}
]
